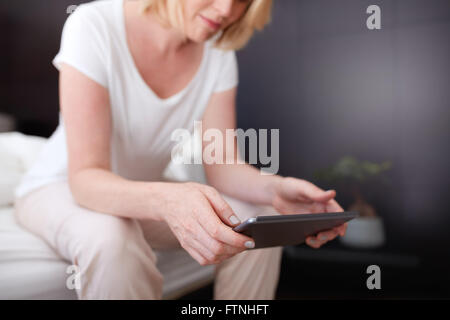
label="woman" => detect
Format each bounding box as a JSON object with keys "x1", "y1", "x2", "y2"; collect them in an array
[{"x1": 14, "y1": 0, "x2": 347, "y2": 299}]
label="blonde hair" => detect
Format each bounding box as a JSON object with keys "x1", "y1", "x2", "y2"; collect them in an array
[{"x1": 140, "y1": 0, "x2": 273, "y2": 50}]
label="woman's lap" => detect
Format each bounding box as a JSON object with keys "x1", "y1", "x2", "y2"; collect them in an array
[
  {"x1": 13, "y1": 180, "x2": 276, "y2": 260},
  {"x1": 14, "y1": 180, "x2": 282, "y2": 299}
]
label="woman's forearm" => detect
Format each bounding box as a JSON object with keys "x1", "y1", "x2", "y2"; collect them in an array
[
  {"x1": 204, "y1": 163, "x2": 284, "y2": 206},
  {"x1": 69, "y1": 168, "x2": 169, "y2": 221}
]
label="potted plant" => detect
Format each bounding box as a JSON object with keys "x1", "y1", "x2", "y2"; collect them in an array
[{"x1": 313, "y1": 156, "x2": 392, "y2": 249}]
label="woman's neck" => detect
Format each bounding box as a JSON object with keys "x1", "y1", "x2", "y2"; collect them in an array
[{"x1": 126, "y1": 0, "x2": 193, "y2": 55}]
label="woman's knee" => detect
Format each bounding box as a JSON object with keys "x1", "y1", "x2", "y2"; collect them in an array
[
  {"x1": 245, "y1": 246, "x2": 283, "y2": 265},
  {"x1": 259, "y1": 246, "x2": 283, "y2": 265},
  {"x1": 72, "y1": 215, "x2": 164, "y2": 298},
  {"x1": 73, "y1": 215, "x2": 155, "y2": 264}
]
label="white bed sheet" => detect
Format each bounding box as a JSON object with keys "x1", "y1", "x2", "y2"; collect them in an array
[
  {"x1": 0, "y1": 206, "x2": 214, "y2": 299},
  {"x1": 0, "y1": 131, "x2": 214, "y2": 300}
]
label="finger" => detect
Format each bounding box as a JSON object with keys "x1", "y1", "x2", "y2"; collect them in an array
[
  {"x1": 325, "y1": 199, "x2": 344, "y2": 213},
  {"x1": 181, "y1": 243, "x2": 209, "y2": 266},
  {"x1": 305, "y1": 236, "x2": 323, "y2": 249},
  {"x1": 332, "y1": 226, "x2": 343, "y2": 237},
  {"x1": 205, "y1": 218, "x2": 255, "y2": 249},
  {"x1": 317, "y1": 229, "x2": 340, "y2": 242},
  {"x1": 303, "y1": 189, "x2": 336, "y2": 203},
  {"x1": 197, "y1": 208, "x2": 255, "y2": 249},
  {"x1": 198, "y1": 185, "x2": 241, "y2": 227},
  {"x1": 296, "y1": 180, "x2": 336, "y2": 203},
  {"x1": 188, "y1": 227, "x2": 217, "y2": 262},
  {"x1": 192, "y1": 220, "x2": 243, "y2": 259},
  {"x1": 192, "y1": 196, "x2": 255, "y2": 249},
  {"x1": 185, "y1": 225, "x2": 229, "y2": 265},
  {"x1": 175, "y1": 218, "x2": 216, "y2": 265},
  {"x1": 334, "y1": 223, "x2": 348, "y2": 236},
  {"x1": 194, "y1": 189, "x2": 256, "y2": 249},
  {"x1": 190, "y1": 237, "x2": 217, "y2": 264}
]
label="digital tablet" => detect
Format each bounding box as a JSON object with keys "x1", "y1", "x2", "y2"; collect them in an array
[{"x1": 232, "y1": 211, "x2": 359, "y2": 249}]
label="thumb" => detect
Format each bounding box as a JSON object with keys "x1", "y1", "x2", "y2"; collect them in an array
[
  {"x1": 305, "y1": 189, "x2": 336, "y2": 203},
  {"x1": 198, "y1": 185, "x2": 241, "y2": 227}
]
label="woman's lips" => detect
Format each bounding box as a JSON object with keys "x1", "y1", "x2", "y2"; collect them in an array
[{"x1": 199, "y1": 15, "x2": 221, "y2": 30}]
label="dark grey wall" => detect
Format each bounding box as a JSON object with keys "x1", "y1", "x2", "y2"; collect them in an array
[
  {"x1": 236, "y1": 0, "x2": 450, "y2": 271},
  {"x1": 1, "y1": 0, "x2": 449, "y2": 294},
  {"x1": 0, "y1": 0, "x2": 74, "y2": 135}
]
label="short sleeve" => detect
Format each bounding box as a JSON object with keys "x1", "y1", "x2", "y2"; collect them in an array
[
  {"x1": 52, "y1": 6, "x2": 108, "y2": 88},
  {"x1": 213, "y1": 50, "x2": 239, "y2": 93}
]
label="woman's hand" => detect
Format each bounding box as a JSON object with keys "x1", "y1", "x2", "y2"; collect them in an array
[
  {"x1": 271, "y1": 177, "x2": 348, "y2": 249},
  {"x1": 158, "y1": 182, "x2": 255, "y2": 266}
]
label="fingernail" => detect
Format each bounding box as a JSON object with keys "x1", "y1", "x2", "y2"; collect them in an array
[
  {"x1": 230, "y1": 215, "x2": 240, "y2": 225},
  {"x1": 319, "y1": 235, "x2": 327, "y2": 241},
  {"x1": 245, "y1": 241, "x2": 255, "y2": 249},
  {"x1": 309, "y1": 239, "x2": 316, "y2": 244}
]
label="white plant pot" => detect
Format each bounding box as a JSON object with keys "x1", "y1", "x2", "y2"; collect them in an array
[{"x1": 339, "y1": 216, "x2": 386, "y2": 249}]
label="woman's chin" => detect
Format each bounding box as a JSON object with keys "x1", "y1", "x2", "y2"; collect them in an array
[{"x1": 188, "y1": 29, "x2": 218, "y2": 43}]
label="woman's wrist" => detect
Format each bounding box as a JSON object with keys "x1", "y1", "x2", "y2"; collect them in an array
[
  {"x1": 142, "y1": 181, "x2": 179, "y2": 222},
  {"x1": 265, "y1": 174, "x2": 285, "y2": 206}
]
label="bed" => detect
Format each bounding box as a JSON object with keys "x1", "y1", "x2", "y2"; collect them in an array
[{"x1": 0, "y1": 132, "x2": 214, "y2": 299}]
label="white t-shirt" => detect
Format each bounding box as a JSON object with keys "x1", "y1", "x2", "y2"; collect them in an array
[{"x1": 15, "y1": 0, "x2": 238, "y2": 199}]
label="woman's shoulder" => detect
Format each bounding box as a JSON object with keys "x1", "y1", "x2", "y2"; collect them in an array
[
  {"x1": 207, "y1": 44, "x2": 237, "y2": 70},
  {"x1": 203, "y1": 35, "x2": 239, "y2": 93},
  {"x1": 206, "y1": 35, "x2": 235, "y2": 60},
  {"x1": 54, "y1": 1, "x2": 121, "y2": 88},
  {"x1": 67, "y1": 0, "x2": 118, "y2": 32}
]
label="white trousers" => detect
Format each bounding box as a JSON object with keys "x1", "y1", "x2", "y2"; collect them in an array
[{"x1": 14, "y1": 181, "x2": 282, "y2": 300}]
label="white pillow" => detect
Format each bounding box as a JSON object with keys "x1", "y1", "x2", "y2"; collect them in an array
[
  {"x1": 0, "y1": 132, "x2": 46, "y2": 207},
  {"x1": 0, "y1": 131, "x2": 210, "y2": 206}
]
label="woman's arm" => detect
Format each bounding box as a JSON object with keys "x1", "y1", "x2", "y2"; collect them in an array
[
  {"x1": 59, "y1": 64, "x2": 253, "y2": 265},
  {"x1": 60, "y1": 63, "x2": 163, "y2": 220},
  {"x1": 202, "y1": 88, "x2": 348, "y2": 248},
  {"x1": 202, "y1": 87, "x2": 283, "y2": 206}
]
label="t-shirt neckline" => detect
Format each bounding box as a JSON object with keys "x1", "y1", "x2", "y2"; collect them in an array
[{"x1": 117, "y1": 0, "x2": 208, "y2": 105}]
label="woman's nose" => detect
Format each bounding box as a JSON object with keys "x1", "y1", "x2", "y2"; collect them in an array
[{"x1": 213, "y1": 0, "x2": 234, "y2": 18}]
